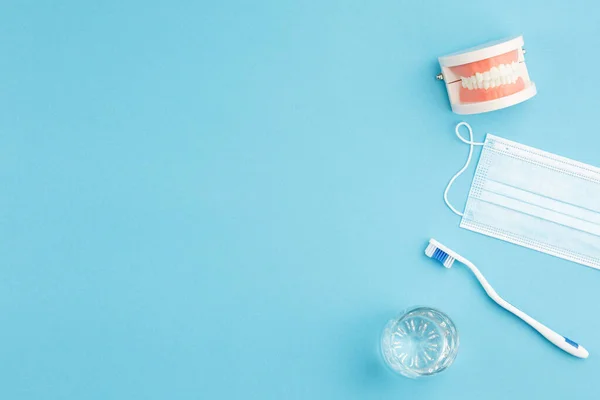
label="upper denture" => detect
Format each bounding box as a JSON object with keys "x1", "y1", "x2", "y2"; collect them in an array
[
  {"x1": 450, "y1": 49, "x2": 519, "y2": 77},
  {"x1": 461, "y1": 62, "x2": 519, "y2": 90}
]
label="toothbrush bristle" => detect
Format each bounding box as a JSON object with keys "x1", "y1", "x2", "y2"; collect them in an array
[
  {"x1": 425, "y1": 242, "x2": 436, "y2": 257},
  {"x1": 425, "y1": 242, "x2": 455, "y2": 269},
  {"x1": 433, "y1": 248, "x2": 447, "y2": 262},
  {"x1": 443, "y1": 256, "x2": 455, "y2": 268}
]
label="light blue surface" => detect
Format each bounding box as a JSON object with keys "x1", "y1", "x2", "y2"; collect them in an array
[{"x1": 1, "y1": 1, "x2": 599, "y2": 399}]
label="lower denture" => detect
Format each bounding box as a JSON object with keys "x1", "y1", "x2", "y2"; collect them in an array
[{"x1": 460, "y1": 77, "x2": 525, "y2": 102}]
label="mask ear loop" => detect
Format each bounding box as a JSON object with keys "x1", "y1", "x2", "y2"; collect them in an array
[{"x1": 443, "y1": 122, "x2": 485, "y2": 217}]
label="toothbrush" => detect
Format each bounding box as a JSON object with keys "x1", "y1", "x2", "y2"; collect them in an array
[{"x1": 425, "y1": 238, "x2": 589, "y2": 359}]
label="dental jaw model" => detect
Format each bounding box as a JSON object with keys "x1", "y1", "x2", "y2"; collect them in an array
[{"x1": 437, "y1": 36, "x2": 537, "y2": 114}]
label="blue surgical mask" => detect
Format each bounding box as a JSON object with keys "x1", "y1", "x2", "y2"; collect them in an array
[{"x1": 444, "y1": 122, "x2": 600, "y2": 269}]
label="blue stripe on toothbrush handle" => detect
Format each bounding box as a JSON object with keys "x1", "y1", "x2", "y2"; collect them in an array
[{"x1": 564, "y1": 337, "x2": 579, "y2": 348}]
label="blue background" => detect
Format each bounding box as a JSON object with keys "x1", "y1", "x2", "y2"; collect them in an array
[{"x1": 1, "y1": 1, "x2": 599, "y2": 399}]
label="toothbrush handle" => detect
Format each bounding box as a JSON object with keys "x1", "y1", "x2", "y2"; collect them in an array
[
  {"x1": 499, "y1": 298, "x2": 589, "y2": 359},
  {"x1": 460, "y1": 258, "x2": 589, "y2": 359}
]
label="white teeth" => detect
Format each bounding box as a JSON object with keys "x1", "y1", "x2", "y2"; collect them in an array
[
  {"x1": 490, "y1": 67, "x2": 500, "y2": 79},
  {"x1": 459, "y1": 62, "x2": 521, "y2": 90}
]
